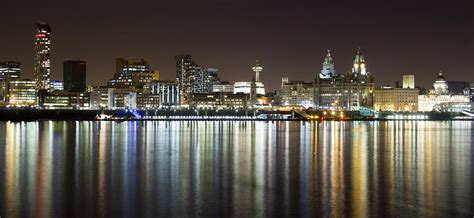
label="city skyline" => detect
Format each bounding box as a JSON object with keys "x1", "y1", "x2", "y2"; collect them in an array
[{"x1": 0, "y1": 0, "x2": 472, "y2": 91}]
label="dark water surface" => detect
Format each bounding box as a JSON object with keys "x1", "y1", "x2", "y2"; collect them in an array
[{"x1": 0, "y1": 121, "x2": 473, "y2": 217}]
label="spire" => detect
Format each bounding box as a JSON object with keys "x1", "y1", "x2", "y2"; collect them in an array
[
  {"x1": 352, "y1": 47, "x2": 367, "y2": 75},
  {"x1": 320, "y1": 49, "x2": 335, "y2": 79},
  {"x1": 323, "y1": 49, "x2": 333, "y2": 65}
]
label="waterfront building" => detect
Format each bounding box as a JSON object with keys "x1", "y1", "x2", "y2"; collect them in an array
[
  {"x1": 403, "y1": 75, "x2": 415, "y2": 89},
  {"x1": 44, "y1": 92, "x2": 90, "y2": 109},
  {"x1": 34, "y1": 22, "x2": 52, "y2": 106},
  {"x1": 319, "y1": 50, "x2": 336, "y2": 79},
  {"x1": 279, "y1": 78, "x2": 314, "y2": 108},
  {"x1": 234, "y1": 81, "x2": 265, "y2": 95},
  {"x1": 49, "y1": 80, "x2": 64, "y2": 92},
  {"x1": 212, "y1": 81, "x2": 234, "y2": 93},
  {"x1": 418, "y1": 73, "x2": 470, "y2": 112},
  {"x1": 374, "y1": 86, "x2": 419, "y2": 112},
  {"x1": 106, "y1": 88, "x2": 138, "y2": 109},
  {"x1": 175, "y1": 55, "x2": 196, "y2": 104},
  {"x1": 89, "y1": 86, "x2": 110, "y2": 109},
  {"x1": 8, "y1": 79, "x2": 37, "y2": 106},
  {"x1": 137, "y1": 94, "x2": 161, "y2": 109},
  {"x1": 194, "y1": 67, "x2": 220, "y2": 93},
  {"x1": 314, "y1": 48, "x2": 375, "y2": 110},
  {"x1": 191, "y1": 93, "x2": 248, "y2": 109},
  {"x1": 109, "y1": 58, "x2": 152, "y2": 88},
  {"x1": 143, "y1": 80, "x2": 180, "y2": 107},
  {"x1": 63, "y1": 60, "x2": 86, "y2": 92},
  {"x1": 0, "y1": 61, "x2": 21, "y2": 102}
]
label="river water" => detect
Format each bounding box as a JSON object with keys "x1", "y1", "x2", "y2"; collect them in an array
[{"x1": 0, "y1": 121, "x2": 473, "y2": 217}]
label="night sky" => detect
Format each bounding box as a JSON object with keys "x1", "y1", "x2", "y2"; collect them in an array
[{"x1": 1, "y1": 0, "x2": 473, "y2": 91}]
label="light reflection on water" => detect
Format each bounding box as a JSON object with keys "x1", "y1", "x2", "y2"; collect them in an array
[{"x1": 0, "y1": 121, "x2": 473, "y2": 217}]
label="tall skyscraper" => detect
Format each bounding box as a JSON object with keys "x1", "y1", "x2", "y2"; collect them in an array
[
  {"x1": 63, "y1": 60, "x2": 86, "y2": 92},
  {"x1": 34, "y1": 22, "x2": 51, "y2": 101},
  {"x1": 0, "y1": 61, "x2": 21, "y2": 102},
  {"x1": 34, "y1": 22, "x2": 51, "y2": 107},
  {"x1": 175, "y1": 55, "x2": 196, "y2": 104},
  {"x1": 320, "y1": 50, "x2": 335, "y2": 79},
  {"x1": 109, "y1": 58, "x2": 152, "y2": 88}
]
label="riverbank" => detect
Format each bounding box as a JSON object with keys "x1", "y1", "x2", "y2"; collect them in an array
[{"x1": 0, "y1": 108, "x2": 471, "y2": 121}]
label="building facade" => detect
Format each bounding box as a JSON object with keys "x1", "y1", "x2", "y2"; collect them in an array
[
  {"x1": 191, "y1": 93, "x2": 248, "y2": 109},
  {"x1": 234, "y1": 81, "x2": 265, "y2": 95},
  {"x1": 314, "y1": 48, "x2": 375, "y2": 110},
  {"x1": 64, "y1": 60, "x2": 86, "y2": 92},
  {"x1": 402, "y1": 75, "x2": 415, "y2": 89},
  {"x1": 194, "y1": 67, "x2": 219, "y2": 93},
  {"x1": 34, "y1": 22, "x2": 51, "y2": 92},
  {"x1": 212, "y1": 82, "x2": 234, "y2": 93},
  {"x1": 49, "y1": 80, "x2": 64, "y2": 92},
  {"x1": 143, "y1": 80, "x2": 180, "y2": 107},
  {"x1": 418, "y1": 73, "x2": 470, "y2": 112},
  {"x1": 279, "y1": 78, "x2": 314, "y2": 108},
  {"x1": 109, "y1": 58, "x2": 152, "y2": 88},
  {"x1": 8, "y1": 79, "x2": 37, "y2": 106},
  {"x1": 0, "y1": 61, "x2": 21, "y2": 102},
  {"x1": 175, "y1": 55, "x2": 196, "y2": 104},
  {"x1": 374, "y1": 87, "x2": 419, "y2": 112}
]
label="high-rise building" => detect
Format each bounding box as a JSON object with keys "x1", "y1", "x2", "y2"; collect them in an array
[
  {"x1": 195, "y1": 67, "x2": 220, "y2": 93},
  {"x1": 34, "y1": 22, "x2": 51, "y2": 97},
  {"x1": 175, "y1": 55, "x2": 196, "y2": 104},
  {"x1": 314, "y1": 48, "x2": 374, "y2": 110},
  {"x1": 63, "y1": 60, "x2": 86, "y2": 92},
  {"x1": 402, "y1": 75, "x2": 415, "y2": 89},
  {"x1": 0, "y1": 61, "x2": 21, "y2": 102},
  {"x1": 109, "y1": 58, "x2": 152, "y2": 88},
  {"x1": 320, "y1": 50, "x2": 336, "y2": 79}
]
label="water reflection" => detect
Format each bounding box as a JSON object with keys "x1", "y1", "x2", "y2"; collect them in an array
[{"x1": 0, "y1": 121, "x2": 473, "y2": 217}]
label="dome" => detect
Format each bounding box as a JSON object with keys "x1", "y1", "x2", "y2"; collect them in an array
[{"x1": 436, "y1": 72, "x2": 445, "y2": 81}]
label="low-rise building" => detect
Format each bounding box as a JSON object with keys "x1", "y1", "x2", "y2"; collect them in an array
[
  {"x1": 279, "y1": 78, "x2": 314, "y2": 108},
  {"x1": 143, "y1": 80, "x2": 180, "y2": 107},
  {"x1": 44, "y1": 92, "x2": 90, "y2": 109},
  {"x1": 191, "y1": 93, "x2": 248, "y2": 109},
  {"x1": 137, "y1": 94, "x2": 161, "y2": 109},
  {"x1": 418, "y1": 73, "x2": 470, "y2": 112},
  {"x1": 8, "y1": 79, "x2": 36, "y2": 106},
  {"x1": 234, "y1": 81, "x2": 265, "y2": 95},
  {"x1": 212, "y1": 81, "x2": 234, "y2": 93},
  {"x1": 374, "y1": 87, "x2": 419, "y2": 112}
]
